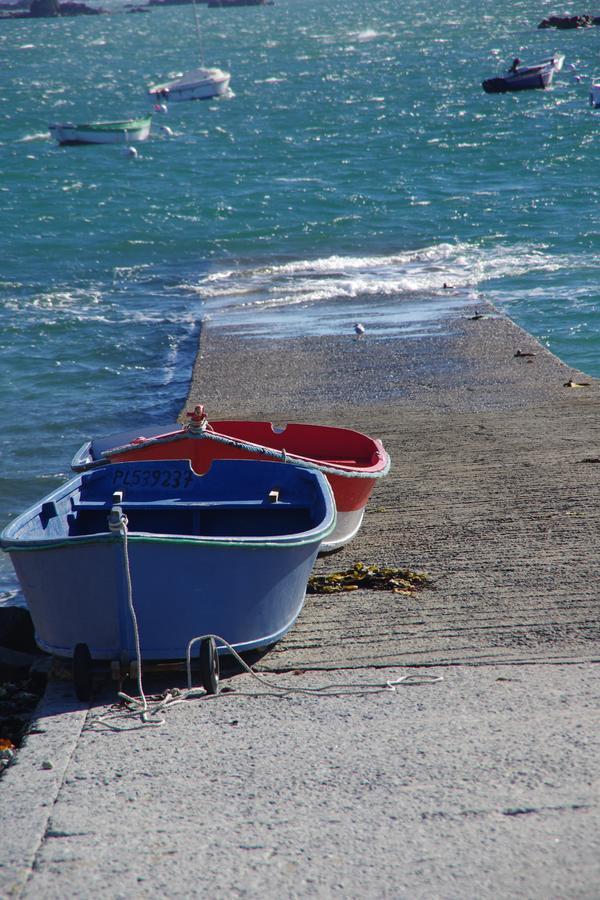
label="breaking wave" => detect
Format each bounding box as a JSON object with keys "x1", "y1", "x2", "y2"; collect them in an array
[{"x1": 176, "y1": 242, "x2": 593, "y2": 320}]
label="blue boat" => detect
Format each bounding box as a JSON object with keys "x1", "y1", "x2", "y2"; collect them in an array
[{"x1": 1, "y1": 459, "x2": 335, "y2": 694}]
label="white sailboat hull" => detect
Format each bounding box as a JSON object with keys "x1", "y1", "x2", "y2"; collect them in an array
[{"x1": 148, "y1": 67, "x2": 231, "y2": 102}]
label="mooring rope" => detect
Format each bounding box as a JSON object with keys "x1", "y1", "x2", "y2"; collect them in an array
[
  {"x1": 91, "y1": 514, "x2": 442, "y2": 733},
  {"x1": 107, "y1": 505, "x2": 155, "y2": 725}
]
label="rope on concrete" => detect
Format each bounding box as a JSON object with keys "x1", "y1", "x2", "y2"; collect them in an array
[
  {"x1": 185, "y1": 634, "x2": 444, "y2": 698},
  {"x1": 91, "y1": 519, "x2": 442, "y2": 733}
]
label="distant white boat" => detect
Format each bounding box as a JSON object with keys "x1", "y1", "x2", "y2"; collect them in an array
[
  {"x1": 147, "y1": 0, "x2": 231, "y2": 103},
  {"x1": 48, "y1": 115, "x2": 152, "y2": 146},
  {"x1": 590, "y1": 81, "x2": 600, "y2": 107},
  {"x1": 148, "y1": 66, "x2": 231, "y2": 103}
]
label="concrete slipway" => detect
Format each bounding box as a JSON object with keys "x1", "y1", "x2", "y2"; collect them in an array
[{"x1": 1, "y1": 303, "x2": 599, "y2": 898}]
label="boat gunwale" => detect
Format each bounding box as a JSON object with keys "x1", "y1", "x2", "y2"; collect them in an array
[
  {"x1": 102, "y1": 424, "x2": 391, "y2": 479},
  {"x1": 49, "y1": 116, "x2": 152, "y2": 134},
  {"x1": 1, "y1": 527, "x2": 336, "y2": 552},
  {"x1": 149, "y1": 75, "x2": 230, "y2": 90}
]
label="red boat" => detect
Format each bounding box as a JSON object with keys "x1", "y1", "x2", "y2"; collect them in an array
[{"x1": 71, "y1": 406, "x2": 390, "y2": 552}]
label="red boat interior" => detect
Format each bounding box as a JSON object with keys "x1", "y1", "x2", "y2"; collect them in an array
[{"x1": 109, "y1": 421, "x2": 383, "y2": 474}]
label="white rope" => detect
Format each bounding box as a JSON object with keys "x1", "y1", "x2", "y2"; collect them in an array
[
  {"x1": 117, "y1": 519, "x2": 152, "y2": 721},
  {"x1": 90, "y1": 516, "x2": 442, "y2": 733},
  {"x1": 185, "y1": 634, "x2": 443, "y2": 698},
  {"x1": 92, "y1": 643, "x2": 442, "y2": 732},
  {"x1": 98, "y1": 510, "x2": 164, "y2": 729}
]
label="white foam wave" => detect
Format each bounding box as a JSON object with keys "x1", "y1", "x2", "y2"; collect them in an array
[
  {"x1": 29, "y1": 289, "x2": 104, "y2": 310},
  {"x1": 203, "y1": 270, "x2": 236, "y2": 283},
  {"x1": 354, "y1": 29, "x2": 381, "y2": 42},
  {"x1": 18, "y1": 132, "x2": 49, "y2": 143},
  {"x1": 113, "y1": 264, "x2": 154, "y2": 280},
  {"x1": 180, "y1": 243, "x2": 595, "y2": 318},
  {"x1": 160, "y1": 321, "x2": 196, "y2": 385}
]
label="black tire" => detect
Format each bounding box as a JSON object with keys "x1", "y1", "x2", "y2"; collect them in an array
[
  {"x1": 199, "y1": 637, "x2": 220, "y2": 695},
  {"x1": 72, "y1": 643, "x2": 93, "y2": 701}
]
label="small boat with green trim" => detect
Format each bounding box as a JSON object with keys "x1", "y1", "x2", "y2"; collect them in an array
[
  {"x1": 1, "y1": 458, "x2": 335, "y2": 698},
  {"x1": 48, "y1": 115, "x2": 152, "y2": 146}
]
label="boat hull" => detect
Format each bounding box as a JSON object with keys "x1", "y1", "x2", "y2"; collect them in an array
[
  {"x1": 7, "y1": 536, "x2": 320, "y2": 660},
  {"x1": 2, "y1": 459, "x2": 335, "y2": 662},
  {"x1": 48, "y1": 117, "x2": 152, "y2": 145},
  {"x1": 482, "y1": 68, "x2": 553, "y2": 93},
  {"x1": 148, "y1": 68, "x2": 230, "y2": 102},
  {"x1": 72, "y1": 417, "x2": 390, "y2": 552}
]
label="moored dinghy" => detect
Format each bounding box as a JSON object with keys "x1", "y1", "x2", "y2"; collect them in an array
[
  {"x1": 71, "y1": 405, "x2": 391, "y2": 553},
  {"x1": 1, "y1": 459, "x2": 335, "y2": 697},
  {"x1": 48, "y1": 115, "x2": 152, "y2": 146}
]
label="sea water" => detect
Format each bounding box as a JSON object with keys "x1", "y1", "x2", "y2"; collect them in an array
[{"x1": 1, "y1": 0, "x2": 599, "y2": 603}]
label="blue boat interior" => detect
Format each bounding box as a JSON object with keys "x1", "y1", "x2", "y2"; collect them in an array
[
  {"x1": 67, "y1": 505, "x2": 315, "y2": 538},
  {"x1": 8, "y1": 459, "x2": 331, "y2": 542}
]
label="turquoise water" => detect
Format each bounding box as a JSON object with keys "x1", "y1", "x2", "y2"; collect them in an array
[{"x1": 1, "y1": 0, "x2": 599, "y2": 602}]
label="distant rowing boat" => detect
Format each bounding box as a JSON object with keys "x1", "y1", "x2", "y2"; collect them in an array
[{"x1": 48, "y1": 115, "x2": 152, "y2": 145}]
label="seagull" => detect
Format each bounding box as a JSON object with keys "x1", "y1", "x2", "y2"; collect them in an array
[{"x1": 354, "y1": 322, "x2": 366, "y2": 337}]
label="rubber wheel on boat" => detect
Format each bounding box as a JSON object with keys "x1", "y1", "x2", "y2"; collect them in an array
[
  {"x1": 72, "y1": 643, "x2": 93, "y2": 701},
  {"x1": 199, "y1": 637, "x2": 220, "y2": 695}
]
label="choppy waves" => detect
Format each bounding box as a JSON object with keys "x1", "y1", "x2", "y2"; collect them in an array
[{"x1": 171, "y1": 242, "x2": 598, "y2": 337}]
